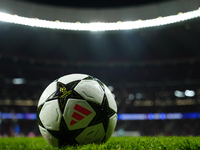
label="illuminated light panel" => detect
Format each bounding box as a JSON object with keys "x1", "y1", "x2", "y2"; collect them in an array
[
  {"x1": 174, "y1": 90, "x2": 185, "y2": 98},
  {"x1": 12, "y1": 78, "x2": 26, "y2": 84},
  {"x1": 0, "y1": 9, "x2": 200, "y2": 31},
  {"x1": 1, "y1": 112, "x2": 200, "y2": 120},
  {"x1": 185, "y1": 90, "x2": 195, "y2": 97}
]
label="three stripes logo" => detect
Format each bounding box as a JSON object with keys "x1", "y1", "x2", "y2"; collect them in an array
[{"x1": 70, "y1": 104, "x2": 92, "y2": 126}]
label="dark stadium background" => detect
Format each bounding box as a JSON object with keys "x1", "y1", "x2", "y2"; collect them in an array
[{"x1": 1, "y1": 0, "x2": 200, "y2": 137}]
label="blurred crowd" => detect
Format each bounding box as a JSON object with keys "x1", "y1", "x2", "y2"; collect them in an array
[
  {"x1": 116, "y1": 119, "x2": 200, "y2": 136},
  {"x1": 1, "y1": 115, "x2": 200, "y2": 137},
  {"x1": 1, "y1": 20, "x2": 200, "y2": 137}
]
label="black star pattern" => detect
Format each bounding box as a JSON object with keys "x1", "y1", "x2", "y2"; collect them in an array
[
  {"x1": 87, "y1": 94, "x2": 116, "y2": 135},
  {"x1": 83, "y1": 76, "x2": 94, "y2": 80},
  {"x1": 47, "y1": 80, "x2": 84, "y2": 113},
  {"x1": 37, "y1": 104, "x2": 45, "y2": 128},
  {"x1": 83, "y1": 76, "x2": 105, "y2": 91},
  {"x1": 48, "y1": 117, "x2": 83, "y2": 147}
]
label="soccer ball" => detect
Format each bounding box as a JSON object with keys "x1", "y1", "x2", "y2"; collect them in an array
[{"x1": 37, "y1": 74, "x2": 117, "y2": 147}]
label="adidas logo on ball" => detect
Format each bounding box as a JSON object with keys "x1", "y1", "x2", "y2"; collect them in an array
[{"x1": 70, "y1": 104, "x2": 92, "y2": 126}]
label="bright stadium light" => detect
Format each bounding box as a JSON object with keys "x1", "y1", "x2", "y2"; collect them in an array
[
  {"x1": 185, "y1": 90, "x2": 195, "y2": 97},
  {"x1": 174, "y1": 90, "x2": 185, "y2": 98},
  {"x1": 12, "y1": 78, "x2": 26, "y2": 84},
  {"x1": 0, "y1": 9, "x2": 200, "y2": 31}
]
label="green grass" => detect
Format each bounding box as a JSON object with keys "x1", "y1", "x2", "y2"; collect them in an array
[{"x1": 1, "y1": 136, "x2": 200, "y2": 150}]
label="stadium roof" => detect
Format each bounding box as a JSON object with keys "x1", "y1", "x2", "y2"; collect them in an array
[
  {"x1": 0, "y1": 0, "x2": 200, "y2": 62},
  {"x1": 15, "y1": 0, "x2": 169, "y2": 8}
]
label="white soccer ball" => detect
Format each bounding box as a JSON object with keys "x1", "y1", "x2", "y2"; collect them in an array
[{"x1": 37, "y1": 74, "x2": 117, "y2": 147}]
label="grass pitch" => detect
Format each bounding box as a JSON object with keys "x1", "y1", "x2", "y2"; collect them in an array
[{"x1": 1, "y1": 136, "x2": 200, "y2": 150}]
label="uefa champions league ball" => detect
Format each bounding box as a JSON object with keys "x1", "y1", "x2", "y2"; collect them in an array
[{"x1": 37, "y1": 74, "x2": 117, "y2": 147}]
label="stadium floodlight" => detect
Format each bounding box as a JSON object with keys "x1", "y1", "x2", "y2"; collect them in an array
[
  {"x1": 0, "y1": 9, "x2": 200, "y2": 31},
  {"x1": 12, "y1": 78, "x2": 26, "y2": 84},
  {"x1": 185, "y1": 90, "x2": 195, "y2": 97},
  {"x1": 174, "y1": 90, "x2": 185, "y2": 98}
]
